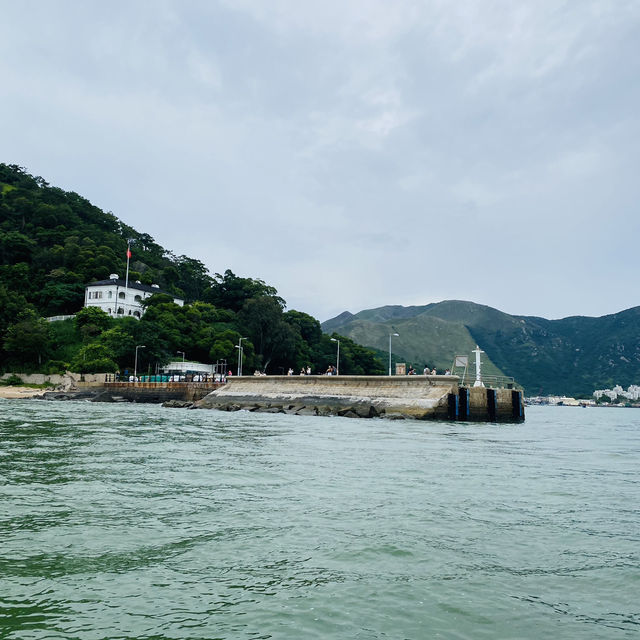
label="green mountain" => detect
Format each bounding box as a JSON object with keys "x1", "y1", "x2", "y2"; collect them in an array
[{"x1": 322, "y1": 301, "x2": 640, "y2": 397}]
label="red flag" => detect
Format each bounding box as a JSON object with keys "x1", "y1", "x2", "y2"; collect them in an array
[{"x1": 127, "y1": 249, "x2": 132, "y2": 259}]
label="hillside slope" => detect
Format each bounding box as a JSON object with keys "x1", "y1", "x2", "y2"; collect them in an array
[
  {"x1": 0, "y1": 163, "x2": 213, "y2": 316},
  {"x1": 322, "y1": 301, "x2": 640, "y2": 396}
]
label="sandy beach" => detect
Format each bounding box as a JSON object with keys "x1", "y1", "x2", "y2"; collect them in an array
[{"x1": 0, "y1": 386, "x2": 48, "y2": 399}]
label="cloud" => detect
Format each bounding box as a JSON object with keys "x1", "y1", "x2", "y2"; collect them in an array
[{"x1": 1, "y1": 1, "x2": 639, "y2": 322}]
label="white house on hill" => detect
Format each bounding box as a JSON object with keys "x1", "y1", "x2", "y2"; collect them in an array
[{"x1": 84, "y1": 273, "x2": 184, "y2": 319}]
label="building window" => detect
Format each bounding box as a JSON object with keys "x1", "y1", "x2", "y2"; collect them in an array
[
  {"x1": 119, "y1": 291, "x2": 126, "y2": 299},
  {"x1": 108, "y1": 291, "x2": 113, "y2": 299},
  {"x1": 133, "y1": 311, "x2": 141, "y2": 318},
  {"x1": 117, "y1": 307, "x2": 124, "y2": 314},
  {"x1": 134, "y1": 294, "x2": 142, "y2": 302}
]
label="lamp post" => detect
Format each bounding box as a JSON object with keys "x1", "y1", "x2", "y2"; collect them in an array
[
  {"x1": 236, "y1": 337, "x2": 248, "y2": 376},
  {"x1": 330, "y1": 337, "x2": 340, "y2": 375},
  {"x1": 177, "y1": 350, "x2": 185, "y2": 363},
  {"x1": 134, "y1": 344, "x2": 146, "y2": 381},
  {"x1": 389, "y1": 332, "x2": 399, "y2": 376}
]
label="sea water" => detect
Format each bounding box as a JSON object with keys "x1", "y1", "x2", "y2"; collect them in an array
[{"x1": 0, "y1": 400, "x2": 638, "y2": 639}]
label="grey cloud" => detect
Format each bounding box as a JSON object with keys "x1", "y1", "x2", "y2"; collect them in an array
[{"x1": 1, "y1": 1, "x2": 638, "y2": 322}]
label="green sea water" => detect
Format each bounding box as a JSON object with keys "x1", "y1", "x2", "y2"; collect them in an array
[{"x1": 0, "y1": 400, "x2": 638, "y2": 639}]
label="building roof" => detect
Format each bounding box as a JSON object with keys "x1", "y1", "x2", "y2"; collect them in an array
[{"x1": 86, "y1": 278, "x2": 182, "y2": 300}]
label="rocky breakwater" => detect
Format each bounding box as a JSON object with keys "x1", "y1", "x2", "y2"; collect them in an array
[{"x1": 196, "y1": 375, "x2": 460, "y2": 420}]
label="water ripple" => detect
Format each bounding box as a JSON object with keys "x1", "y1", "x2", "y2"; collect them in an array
[{"x1": 1, "y1": 402, "x2": 639, "y2": 639}]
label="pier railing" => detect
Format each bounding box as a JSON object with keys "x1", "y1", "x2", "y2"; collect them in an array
[
  {"x1": 104, "y1": 373, "x2": 223, "y2": 384},
  {"x1": 104, "y1": 372, "x2": 522, "y2": 390},
  {"x1": 459, "y1": 373, "x2": 522, "y2": 391}
]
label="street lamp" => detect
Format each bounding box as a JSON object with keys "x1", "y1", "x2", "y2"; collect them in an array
[
  {"x1": 236, "y1": 337, "x2": 248, "y2": 376},
  {"x1": 330, "y1": 337, "x2": 340, "y2": 375},
  {"x1": 134, "y1": 344, "x2": 146, "y2": 381},
  {"x1": 388, "y1": 332, "x2": 399, "y2": 376}
]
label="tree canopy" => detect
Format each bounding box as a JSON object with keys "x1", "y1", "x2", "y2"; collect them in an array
[{"x1": 0, "y1": 164, "x2": 385, "y2": 376}]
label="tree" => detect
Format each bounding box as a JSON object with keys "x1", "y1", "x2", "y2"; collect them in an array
[
  {"x1": 174, "y1": 255, "x2": 213, "y2": 301},
  {"x1": 142, "y1": 293, "x2": 176, "y2": 308},
  {"x1": 285, "y1": 310, "x2": 322, "y2": 345},
  {"x1": 38, "y1": 281, "x2": 85, "y2": 316},
  {"x1": 0, "y1": 231, "x2": 36, "y2": 264},
  {"x1": 3, "y1": 310, "x2": 51, "y2": 367},
  {"x1": 0, "y1": 285, "x2": 29, "y2": 339},
  {"x1": 238, "y1": 296, "x2": 295, "y2": 372},
  {"x1": 75, "y1": 307, "x2": 113, "y2": 341},
  {"x1": 70, "y1": 343, "x2": 118, "y2": 373},
  {"x1": 209, "y1": 332, "x2": 238, "y2": 366},
  {"x1": 97, "y1": 326, "x2": 136, "y2": 369},
  {"x1": 205, "y1": 269, "x2": 285, "y2": 312}
]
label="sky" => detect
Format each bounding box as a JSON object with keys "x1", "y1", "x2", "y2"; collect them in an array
[{"x1": 1, "y1": 1, "x2": 639, "y2": 322}]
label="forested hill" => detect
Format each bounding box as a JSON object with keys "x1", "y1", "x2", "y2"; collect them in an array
[
  {"x1": 0, "y1": 163, "x2": 217, "y2": 316},
  {"x1": 0, "y1": 163, "x2": 384, "y2": 376},
  {"x1": 322, "y1": 301, "x2": 640, "y2": 397}
]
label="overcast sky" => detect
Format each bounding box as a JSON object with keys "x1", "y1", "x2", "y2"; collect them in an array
[{"x1": 2, "y1": 1, "x2": 639, "y2": 322}]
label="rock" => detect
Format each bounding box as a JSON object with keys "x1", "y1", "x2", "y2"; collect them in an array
[
  {"x1": 162, "y1": 400, "x2": 194, "y2": 409},
  {"x1": 41, "y1": 390, "x2": 101, "y2": 401},
  {"x1": 262, "y1": 406, "x2": 284, "y2": 413},
  {"x1": 352, "y1": 404, "x2": 377, "y2": 418},
  {"x1": 295, "y1": 407, "x2": 318, "y2": 416}
]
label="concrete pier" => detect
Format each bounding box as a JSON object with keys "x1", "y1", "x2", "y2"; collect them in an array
[
  {"x1": 96, "y1": 381, "x2": 223, "y2": 403},
  {"x1": 197, "y1": 375, "x2": 525, "y2": 422}
]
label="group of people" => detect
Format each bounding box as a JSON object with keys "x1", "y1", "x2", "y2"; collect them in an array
[
  {"x1": 287, "y1": 366, "x2": 312, "y2": 375},
  {"x1": 422, "y1": 366, "x2": 437, "y2": 375},
  {"x1": 415, "y1": 366, "x2": 451, "y2": 375},
  {"x1": 285, "y1": 365, "x2": 338, "y2": 375}
]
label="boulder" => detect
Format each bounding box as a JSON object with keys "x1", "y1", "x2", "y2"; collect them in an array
[{"x1": 162, "y1": 400, "x2": 194, "y2": 409}]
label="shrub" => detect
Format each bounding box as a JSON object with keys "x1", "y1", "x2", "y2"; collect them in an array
[
  {"x1": 45, "y1": 360, "x2": 69, "y2": 375},
  {"x1": 1, "y1": 374, "x2": 25, "y2": 386}
]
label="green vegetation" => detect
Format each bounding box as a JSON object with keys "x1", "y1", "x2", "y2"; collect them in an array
[
  {"x1": 0, "y1": 164, "x2": 384, "y2": 376},
  {"x1": 323, "y1": 304, "x2": 506, "y2": 380},
  {"x1": 322, "y1": 300, "x2": 640, "y2": 397},
  {"x1": 0, "y1": 377, "x2": 55, "y2": 389}
]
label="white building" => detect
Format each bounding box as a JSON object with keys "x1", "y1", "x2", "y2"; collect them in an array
[
  {"x1": 594, "y1": 384, "x2": 640, "y2": 402},
  {"x1": 84, "y1": 273, "x2": 184, "y2": 319}
]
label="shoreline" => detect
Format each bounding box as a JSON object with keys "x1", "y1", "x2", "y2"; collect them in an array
[{"x1": 0, "y1": 386, "x2": 49, "y2": 399}]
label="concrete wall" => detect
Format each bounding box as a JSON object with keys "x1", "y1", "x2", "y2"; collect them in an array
[
  {"x1": 103, "y1": 381, "x2": 222, "y2": 402},
  {"x1": 1, "y1": 371, "x2": 107, "y2": 389},
  {"x1": 198, "y1": 375, "x2": 525, "y2": 422},
  {"x1": 198, "y1": 375, "x2": 459, "y2": 419},
  {"x1": 466, "y1": 386, "x2": 525, "y2": 422}
]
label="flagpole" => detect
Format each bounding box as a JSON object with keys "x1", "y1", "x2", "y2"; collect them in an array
[{"x1": 125, "y1": 239, "x2": 131, "y2": 314}]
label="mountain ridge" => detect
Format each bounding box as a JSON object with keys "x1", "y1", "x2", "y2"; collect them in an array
[{"x1": 322, "y1": 300, "x2": 640, "y2": 396}]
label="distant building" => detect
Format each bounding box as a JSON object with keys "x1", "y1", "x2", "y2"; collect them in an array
[
  {"x1": 84, "y1": 273, "x2": 184, "y2": 319},
  {"x1": 594, "y1": 384, "x2": 640, "y2": 402},
  {"x1": 160, "y1": 361, "x2": 218, "y2": 377}
]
